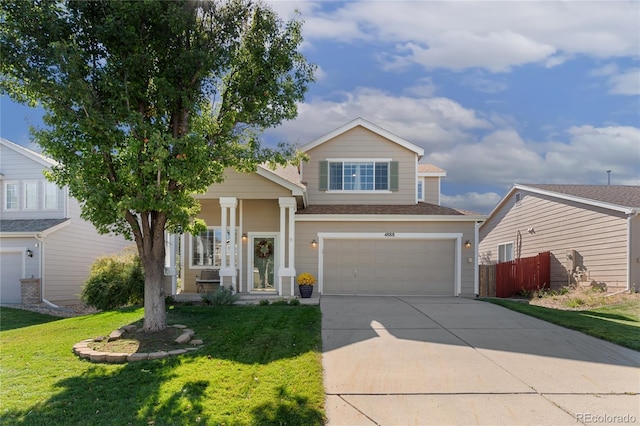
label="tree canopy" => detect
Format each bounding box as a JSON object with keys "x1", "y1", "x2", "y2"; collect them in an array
[{"x1": 1, "y1": 0, "x2": 315, "y2": 331}]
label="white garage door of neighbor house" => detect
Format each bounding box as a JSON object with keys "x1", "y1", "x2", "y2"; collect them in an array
[
  {"x1": 1, "y1": 252, "x2": 24, "y2": 304},
  {"x1": 323, "y1": 239, "x2": 456, "y2": 296}
]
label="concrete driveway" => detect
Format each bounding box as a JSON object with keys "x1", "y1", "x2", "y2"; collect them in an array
[{"x1": 321, "y1": 296, "x2": 640, "y2": 426}]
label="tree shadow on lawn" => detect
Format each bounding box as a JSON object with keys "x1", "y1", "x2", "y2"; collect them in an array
[
  {"x1": 0, "y1": 306, "x2": 63, "y2": 331},
  {"x1": 1, "y1": 304, "x2": 324, "y2": 425}
]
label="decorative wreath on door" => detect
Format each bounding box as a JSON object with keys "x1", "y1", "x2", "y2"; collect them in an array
[{"x1": 255, "y1": 239, "x2": 274, "y2": 258}]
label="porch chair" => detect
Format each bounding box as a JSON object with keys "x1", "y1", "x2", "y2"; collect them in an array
[{"x1": 196, "y1": 269, "x2": 221, "y2": 293}]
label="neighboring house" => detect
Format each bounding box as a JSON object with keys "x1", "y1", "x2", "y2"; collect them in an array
[
  {"x1": 177, "y1": 118, "x2": 485, "y2": 298},
  {"x1": 478, "y1": 184, "x2": 640, "y2": 292},
  {"x1": 0, "y1": 138, "x2": 131, "y2": 305}
]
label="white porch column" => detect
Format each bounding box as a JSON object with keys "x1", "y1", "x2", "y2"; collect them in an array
[
  {"x1": 278, "y1": 197, "x2": 297, "y2": 296},
  {"x1": 219, "y1": 197, "x2": 238, "y2": 289}
]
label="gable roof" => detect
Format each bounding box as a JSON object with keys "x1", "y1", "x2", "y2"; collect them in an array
[
  {"x1": 0, "y1": 138, "x2": 57, "y2": 168},
  {"x1": 521, "y1": 184, "x2": 640, "y2": 209},
  {"x1": 484, "y1": 184, "x2": 640, "y2": 223},
  {"x1": 300, "y1": 117, "x2": 424, "y2": 158},
  {"x1": 418, "y1": 163, "x2": 446, "y2": 177}
]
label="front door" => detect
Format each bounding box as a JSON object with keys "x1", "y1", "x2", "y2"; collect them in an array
[{"x1": 250, "y1": 235, "x2": 278, "y2": 293}]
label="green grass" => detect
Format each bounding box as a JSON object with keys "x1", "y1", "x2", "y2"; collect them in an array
[
  {"x1": 0, "y1": 304, "x2": 325, "y2": 425},
  {"x1": 483, "y1": 298, "x2": 640, "y2": 351},
  {"x1": 0, "y1": 307, "x2": 64, "y2": 331}
]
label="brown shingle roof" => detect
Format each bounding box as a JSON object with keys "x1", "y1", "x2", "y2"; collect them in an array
[
  {"x1": 418, "y1": 163, "x2": 445, "y2": 173},
  {"x1": 522, "y1": 184, "x2": 640, "y2": 209},
  {"x1": 296, "y1": 203, "x2": 478, "y2": 216}
]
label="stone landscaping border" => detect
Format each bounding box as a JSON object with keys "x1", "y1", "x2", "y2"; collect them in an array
[{"x1": 72, "y1": 324, "x2": 204, "y2": 364}]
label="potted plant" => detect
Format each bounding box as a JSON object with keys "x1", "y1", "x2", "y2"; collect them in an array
[{"x1": 296, "y1": 272, "x2": 316, "y2": 298}]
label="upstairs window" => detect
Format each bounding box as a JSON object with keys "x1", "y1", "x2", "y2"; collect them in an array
[
  {"x1": 44, "y1": 181, "x2": 58, "y2": 209},
  {"x1": 321, "y1": 160, "x2": 398, "y2": 192},
  {"x1": 417, "y1": 180, "x2": 424, "y2": 201},
  {"x1": 4, "y1": 182, "x2": 18, "y2": 210},
  {"x1": 24, "y1": 181, "x2": 38, "y2": 210}
]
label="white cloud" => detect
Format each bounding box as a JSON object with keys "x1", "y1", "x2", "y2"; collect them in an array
[
  {"x1": 427, "y1": 125, "x2": 640, "y2": 187},
  {"x1": 589, "y1": 63, "x2": 619, "y2": 77},
  {"x1": 608, "y1": 68, "x2": 640, "y2": 95},
  {"x1": 268, "y1": 88, "x2": 491, "y2": 151},
  {"x1": 460, "y1": 71, "x2": 508, "y2": 94},
  {"x1": 298, "y1": 1, "x2": 640, "y2": 73},
  {"x1": 441, "y1": 192, "x2": 502, "y2": 214},
  {"x1": 589, "y1": 65, "x2": 640, "y2": 96},
  {"x1": 391, "y1": 33, "x2": 555, "y2": 73}
]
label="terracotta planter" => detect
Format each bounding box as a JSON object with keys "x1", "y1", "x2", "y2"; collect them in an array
[{"x1": 298, "y1": 284, "x2": 314, "y2": 298}]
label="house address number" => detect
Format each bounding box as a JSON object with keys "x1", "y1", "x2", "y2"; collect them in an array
[{"x1": 384, "y1": 232, "x2": 395, "y2": 237}]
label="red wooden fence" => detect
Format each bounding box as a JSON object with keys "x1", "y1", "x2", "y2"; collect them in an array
[{"x1": 495, "y1": 251, "x2": 551, "y2": 298}]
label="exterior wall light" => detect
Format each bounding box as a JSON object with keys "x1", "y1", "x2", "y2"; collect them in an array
[
  {"x1": 26, "y1": 249, "x2": 33, "y2": 257},
  {"x1": 464, "y1": 240, "x2": 472, "y2": 249},
  {"x1": 311, "y1": 239, "x2": 318, "y2": 248},
  {"x1": 242, "y1": 233, "x2": 247, "y2": 241}
]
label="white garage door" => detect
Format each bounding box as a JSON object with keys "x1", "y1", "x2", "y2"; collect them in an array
[
  {"x1": 323, "y1": 239, "x2": 456, "y2": 295},
  {"x1": 1, "y1": 252, "x2": 24, "y2": 304}
]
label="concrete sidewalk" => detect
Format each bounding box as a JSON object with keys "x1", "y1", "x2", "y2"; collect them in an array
[{"x1": 321, "y1": 296, "x2": 640, "y2": 425}]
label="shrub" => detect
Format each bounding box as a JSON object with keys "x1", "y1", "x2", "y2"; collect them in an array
[
  {"x1": 288, "y1": 298, "x2": 300, "y2": 306},
  {"x1": 259, "y1": 299, "x2": 271, "y2": 306},
  {"x1": 81, "y1": 248, "x2": 144, "y2": 310},
  {"x1": 202, "y1": 286, "x2": 240, "y2": 305}
]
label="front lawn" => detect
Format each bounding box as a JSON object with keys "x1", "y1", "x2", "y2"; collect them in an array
[
  {"x1": 484, "y1": 298, "x2": 640, "y2": 351},
  {"x1": 0, "y1": 304, "x2": 324, "y2": 425}
]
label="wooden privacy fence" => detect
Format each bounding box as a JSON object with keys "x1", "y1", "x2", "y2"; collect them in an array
[{"x1": 479, "y1": 251, "x2": 551, "y2": 298}]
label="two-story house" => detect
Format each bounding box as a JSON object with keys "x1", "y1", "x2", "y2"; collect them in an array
[
  {"x1": 178, "y1": 118, "x2": 485, "y2": 298},
  {"x1": 0, "y1": 138, "x2": 131, "y2": 305}
]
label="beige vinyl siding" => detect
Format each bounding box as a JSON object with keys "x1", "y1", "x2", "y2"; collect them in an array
[
  {"x1": 295, "y1": 220, "x2": 477, "y2": 296},
  {"x1": 423, "y1": 177, "x2": 440, "y2": 205},
  {"x1": 183, "y1": 198, "x2": 282, "y2": 293},
  {"x1": 479, "y1": 191, "x2": 630, "y2": 289},
  {"x1": 43, "y1": 198, "x2": 131, "y2": 304},
  {"x1": 630, "y1": 215, "x2": 640, "y2": 291},
  {"x1": 303, "y1": 127, "x2": 417, "y2": 205},
  {"x1": 196, "y1": 168, "x2": 292, "y2": 199},
  {"x1": 0, "y1": 145, "x2": 65, "y2": 220}
]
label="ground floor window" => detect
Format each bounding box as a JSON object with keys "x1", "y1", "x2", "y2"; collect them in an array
[
  {"x1": 497, "y1": 242, "x2": 514, "y2": 263},
  {"x1": 190, "y1": 227, "x2": 238, "y2": 267}
]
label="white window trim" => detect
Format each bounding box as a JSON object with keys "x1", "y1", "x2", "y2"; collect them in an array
[
  {"x1": 4, "y1": 181, "x2": 19, "y2": 210},
  {"x1": 497, "y1": 241, "x2": 514, "y2": 263},
  {"x1": 43, "y1": 181, "x2": 58, "y2": 210},
  {"x1": 24, "y1": 180, "x2": 38, "y2": 210},
  {"x1": 326, "y1": 158, "x2": 392, "y2": 192},
  {"x1": 189, "y1": 226, "x2": 238, "y2": 269},
  {"x1": 417, "y1": 179, "x2": 424, "y2": 201}
]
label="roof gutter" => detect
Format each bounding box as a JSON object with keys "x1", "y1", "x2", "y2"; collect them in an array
[{"x1": 295, "y1": 214, "x2": 487, "y2": 222}]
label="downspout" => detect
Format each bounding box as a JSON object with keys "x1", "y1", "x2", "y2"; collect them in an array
[
  {"x1": 474, "y1": 221, "x2": 480, "y2": 297},
  {"x1": 627, "y1": 210, "x2": 638, "y2": 292},
  {"x1": 35, "y1": 233, "x2": 61, "y2": 309}
]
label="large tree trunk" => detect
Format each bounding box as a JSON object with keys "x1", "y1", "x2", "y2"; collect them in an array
[
  {"x1": 139, "y1": 214, "x2": 168, "y2": 332},
  {"x1": 142, "y1": 254, "x2": 166, "y2": 332}
]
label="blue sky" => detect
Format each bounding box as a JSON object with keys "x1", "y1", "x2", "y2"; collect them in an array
[{"x1": 2, "y1": 1, "x2": 639, "y2": 213}]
